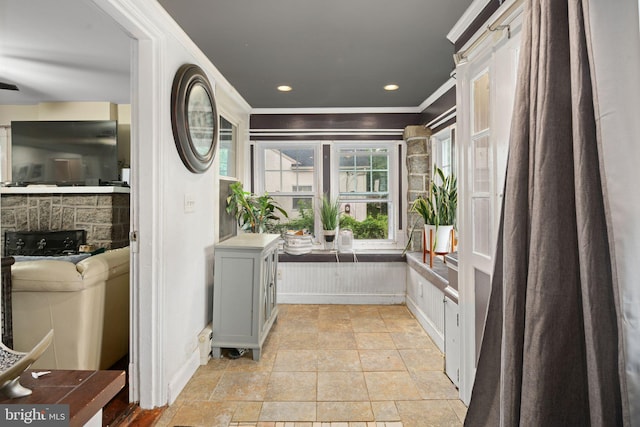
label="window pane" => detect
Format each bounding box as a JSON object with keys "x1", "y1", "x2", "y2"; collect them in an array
[
  {"x1": 264, "y1": 171, "x2": 281, "y2": 192},
  {"x1": 473, "y1": 136, "x2": 490, "y2": 193},
  {"x1": 339, "y1": 148, "x2": 389, "y2": 196},
  {"x1": 219, "y1": 117, "x2": 236, "y2": 177},
  {"x1": 340, "y1": 202, "x2": 389, "y2": 240},
  {"x1": 472, "y1": 197, "x2": 491, "y2": 256},
  {"x1": 473, "y1": 73, "x2": 490, "y2": 133},
  {"x1": 271, "y1": 196, "x2": 315, "y2": 233},
  {"x1": 264, "y1": 147, "x2": 315, "y2": 194}
]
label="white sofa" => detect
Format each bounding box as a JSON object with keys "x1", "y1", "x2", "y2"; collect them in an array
[{"x1": 11, "y1": 247, "x2": 129, "y2": 370}]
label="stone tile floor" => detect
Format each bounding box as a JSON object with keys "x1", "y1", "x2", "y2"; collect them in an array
[{"x1": 155, "y1": 304, "x2": 467, "y2": 427}]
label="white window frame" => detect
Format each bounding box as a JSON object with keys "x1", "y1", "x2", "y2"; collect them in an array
[
  {"x1": 255, "y1": 141, "x2": 322, "y2": 237},
  {"x1": 332, "y1": 141, "x2": 403, "y2": 250}
]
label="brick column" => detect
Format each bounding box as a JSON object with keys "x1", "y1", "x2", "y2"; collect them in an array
[{"x1": 404, "y1": 125, "x2": 432, "y2": 251}]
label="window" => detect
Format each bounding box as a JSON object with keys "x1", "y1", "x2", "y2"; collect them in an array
[
  {"x1": 471, "y1": 71, "x2": 492, "y2": 257},
  {"x1": 259, "y1": 145, "x2": 317, "y2": 233},
  {"x1": 256, "y1": 141, "x2": 402, "y2": 248},
  {"x1": 219, "y1": 116, "x2": 236, "y2": 177},
  {"x1": 432, "y1": 126, "x2": 455, "y2": 178},
  {"x1": 337, "y1": 145, "x2": 394, "y2": 242}
]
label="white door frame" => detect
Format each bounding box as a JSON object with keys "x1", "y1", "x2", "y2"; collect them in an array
[{"x1": 91, "y1": 0, "x2": 167, "y2": 408}]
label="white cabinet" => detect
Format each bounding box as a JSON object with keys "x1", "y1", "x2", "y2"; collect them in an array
[
  {"x1": 444, "y1": 295, "x2": 460, "y2": 388},
  {"x1": 212, "y1": 233, "x2": 279, "y2": 361}
]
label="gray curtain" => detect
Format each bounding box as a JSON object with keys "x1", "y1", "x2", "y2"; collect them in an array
[{"x1": 464, "y1": 0, "x2": 627, "y2": 425}]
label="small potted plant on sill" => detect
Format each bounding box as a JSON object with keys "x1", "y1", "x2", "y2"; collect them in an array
[
  {"x1": 319, "y1": 195, "x2": 340, "y2": 249},
  {"x1": 411, "y1": 165, "x2": 457, "y2": 255},
  {"x1": 226, "y1": 181, "x2": 288, "y2": 233}
]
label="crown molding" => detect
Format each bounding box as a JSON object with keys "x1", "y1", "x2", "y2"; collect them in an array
[
  {"x1": 251, "y1": 106, "x2": 422, "y2": 115},
  {"x1": 447, "y1": 0, "x2": 493, "y2": 44}
]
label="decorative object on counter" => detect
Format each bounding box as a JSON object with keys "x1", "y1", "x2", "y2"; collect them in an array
[
  {"x1": 226, "y1": 182, "x2": 288, "y2": 233},
  {"x1": 319, "y1": 195, "x2": 340, "y2": 250},
  {"x1": 283, "y1": 230, "x2": 313, "y2": 255},
  {"x1": 171, "y1": 63, "x2": 218, "y2": 173},
  {"x1": 0, "y1": 330, "x2": 53, "y2": 398},
  {"x1": 410, "y1": 165, "x2": 457, "y2": 267}
]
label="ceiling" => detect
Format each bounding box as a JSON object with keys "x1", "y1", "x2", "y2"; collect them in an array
[
  {"x1": 0, "y1": 0, "x2": 472, "y2": 110},
  {"x1": 158, "y1": 0, "x2": 471, "y2": 109}
]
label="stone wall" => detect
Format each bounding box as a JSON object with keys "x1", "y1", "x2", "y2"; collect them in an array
[
  {"x1": 404, "y1": 125, "x2": 432, "y2": 251},
  {"x1": 1, "y1": 193, "x2": 130, "y2": 250}
]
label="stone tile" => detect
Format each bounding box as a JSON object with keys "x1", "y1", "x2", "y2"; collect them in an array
[
  {"x1": 318, "y1": 332, "x2": 357, "y2": 350},
  {"x1": 395, "y1": 400, "x2": 462, "y2": 427},
  {"x1": 279, "y1": 332, "x2": 319, "y2": 350},
  {"x1": 351, "y1": 317, "x2": 388, "y2": 333},
  {"x1": 377, "y1": 306, "x2": 413, "y2": 320},
  {"x1": 319, "y1": 318, "x2": 353, "y2": 332},
  {"x1": 383, "y1": 319, "x2": 426, "y2": 334},
  {"x1": 259, "y1": 402, "x2": 316, "y2": 422},
  {"x1": 226, "y1": 350, "x2": 276, "y2": 372},
  {"x1": 355, "y1": 333, "x2": 397, "y2": 350},
  {"x1": 211, "y1": 372, "x2": 270, "y2": 401},
  {"x1": 153, "y1": 401, "x2": 182, "y2": 427},
  {"x1": 364, "y1": 372, "x2": 422, "y2": 401},
  {"x1": 174, "y1": 369, "x2": 223, "y2": 402},
  {"x1": 409, "y1": 371, "x2": 459, "y2": 400},
  {"x1": 447, "y1": 399, "x2": 468, "y2": 423},
  {"x1": 265, "y1": 372, "x2": 317, "y2": 401},
  {"x1": 233, "y1": 402, "x2": 263, "y2": 422},
  {"x1": 169, "y1": 400, "x2": 237, "y2": 427},
  {"x1": 349, "y1": 306, "x2": 382, "y2": 319},
  {"x1": 273, "y1": 350, "x2": 318, "y2": 372},
  {"x1": 371, "y1": 401, "x2": 400, "y2": 421},
  {"x1": 317, "y1": 372, "x2": 369, "y2": 402},
  {"x1": 316, "y1": 402, "x2": 374, "y2": 421},
  {"x1": 359, "y1": 350, "x2": 406, "y2": 372},
  {"x1": 317, "y1": 350, "x2": 362, "y2": 372},
  {"x1": 318, "y1": 305, "x2": 351, "y2": 321},
  {"x1": 399, "y1": 349, "x2": 444, "y2": 372},
  {"x1": 287, "y1": 319, "x2": 320, "y2": 333},
  {"x1": 390, "y1": 332, "x2": 435, "y2": 350}
]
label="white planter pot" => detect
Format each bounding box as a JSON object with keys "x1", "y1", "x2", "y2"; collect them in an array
[
  {"x1": 323, "y1": 229, "x2": 337, "y2": 250},
  {"x1": 424, "y1": 224, "x2": 454, "y2": 254}
]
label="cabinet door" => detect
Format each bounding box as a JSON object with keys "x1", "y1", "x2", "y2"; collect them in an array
[
  {"x1": 261, "y1": 249, "x2": 277, "y2": 332},
  {"x1": 217, "y1": 255, "x2": 256, "y2": 338},
  {"x1": 444, "y1": 296, "x2": 460, "y2": 388}
]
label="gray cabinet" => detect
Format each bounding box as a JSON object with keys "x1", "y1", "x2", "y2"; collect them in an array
[{"x1": 212, "y1": 233, "x2": 279, "y2": 361}]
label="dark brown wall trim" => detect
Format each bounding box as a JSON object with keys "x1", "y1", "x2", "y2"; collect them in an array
[
  {"x1": 419, "y1": 86, "x2": 456, "y2": 126},
  {"x1": 250, "y1": 113, "x2": 421, "y2": 141},
  {"x1": 454, "y1": 0, "x2": 501, "y2": 52}
]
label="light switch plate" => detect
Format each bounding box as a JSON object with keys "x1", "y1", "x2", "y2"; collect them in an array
[{"x1": 184, "y1": 193, "x2": 196, "y2": 213}]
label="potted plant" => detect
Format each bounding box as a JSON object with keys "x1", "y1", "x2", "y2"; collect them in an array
[
  {"x1": 411, "y1": 166, "x2": 457, "y2": 254},
  {"x1": 319, "y1": 195, "x2": 340, "y2": 247},
  {"x1": 226, "y1": 181, "x2": 288, "y2": 233}
]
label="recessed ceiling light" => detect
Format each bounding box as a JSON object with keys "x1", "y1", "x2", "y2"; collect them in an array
[
  {"x1": 384, "y1": 84, "x2": 399, "y2": 91},
  {"x1": 277, "y1": 85, "x2": 292, "y2": 92}
]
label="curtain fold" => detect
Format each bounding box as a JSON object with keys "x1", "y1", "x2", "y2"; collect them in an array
[{"x1": 464, "y1": 0, "x2": 625, "y2": 425}]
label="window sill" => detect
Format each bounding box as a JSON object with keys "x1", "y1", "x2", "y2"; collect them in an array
[{"x1": 278, "y1": 249, "x2": 406, "y2": 263}]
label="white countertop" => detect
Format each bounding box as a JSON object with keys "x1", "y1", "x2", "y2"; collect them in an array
[{"x1": 1, "y1": 186, "x2": 130, "y2": 194}]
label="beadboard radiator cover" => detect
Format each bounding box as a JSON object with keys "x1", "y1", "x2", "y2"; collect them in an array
[{"x1": 278, "y1": 262, "x2": 407, "y2": 305}]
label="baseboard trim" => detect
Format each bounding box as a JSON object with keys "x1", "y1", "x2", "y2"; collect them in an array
[
  {"x1": 406, "y1": 295, "x2": 445, "y2": 352},
  {"x1": 166, "y1": 348, "x2": 200, "y2": 405},
  {"x1": 278, "y1": 293, "x2": 406, "y2": 305}
]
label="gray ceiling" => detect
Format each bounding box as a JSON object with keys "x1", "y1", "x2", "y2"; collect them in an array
[
  {"x1": 0, "y1": 0, "x2": 472, "y2": 110},
  {"x1": 159, "y1": 0, "x2": 471, "y2": 109},
  {"x1": 0, "y1": 0, "x2": 132, "y2": 106}
]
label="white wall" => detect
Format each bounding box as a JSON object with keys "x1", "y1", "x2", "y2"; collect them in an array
[
  {"x1": 93, "y1": 0, "x2": 251, "y2": 408},
  {"x1": 587, "y1": 1, "x2": 640, "y2": 424}
]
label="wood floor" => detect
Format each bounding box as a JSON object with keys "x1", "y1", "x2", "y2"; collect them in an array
[{"x1": 102, "y1": 356, "x2": 165, "y2": 426}]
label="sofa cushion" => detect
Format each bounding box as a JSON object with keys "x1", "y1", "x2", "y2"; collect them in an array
[
  {"x1": 11, "y1": 247, "x2": 130, "y2": 292},
  {"x1": 12, "y1": 260, "x2": 85, "y2": 292}
]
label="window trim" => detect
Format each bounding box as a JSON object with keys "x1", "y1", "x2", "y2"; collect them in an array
[{"x1": 254, "y1": 140, "x2": 405, "y2": 250}]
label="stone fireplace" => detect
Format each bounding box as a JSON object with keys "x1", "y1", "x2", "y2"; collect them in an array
[{"x1": 1, "y1": 187, "x2": 130, "y2": 252}]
